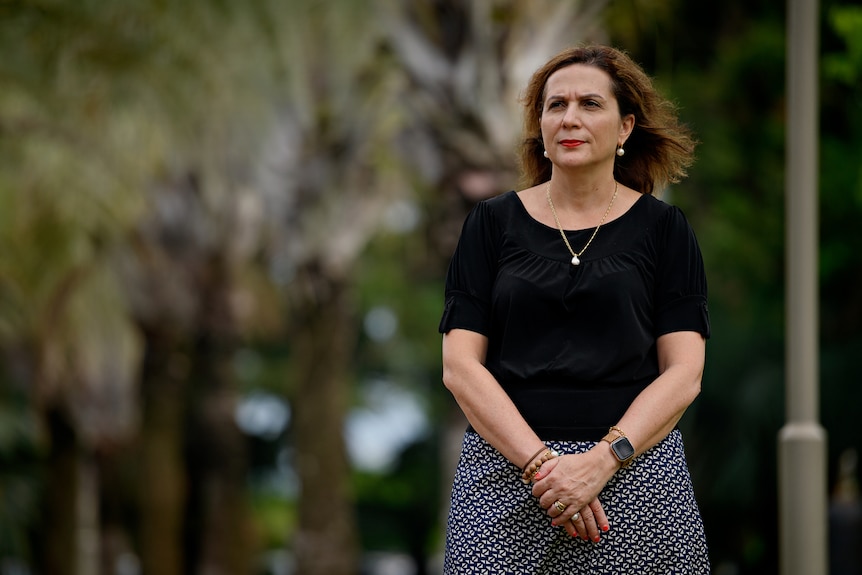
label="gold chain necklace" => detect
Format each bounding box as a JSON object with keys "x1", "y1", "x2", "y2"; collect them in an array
[{"x1": 545, "y1": 180, "x2": 618, "y2": 266}]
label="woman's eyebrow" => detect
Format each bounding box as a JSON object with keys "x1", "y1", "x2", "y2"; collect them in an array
[{"x1": 546, "y1": 92, "x2": 607, "y2": 101}]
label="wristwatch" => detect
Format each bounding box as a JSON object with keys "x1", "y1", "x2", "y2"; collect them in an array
[{"x1": 602, "y1": 426, "x2": 635, "y2": 467}]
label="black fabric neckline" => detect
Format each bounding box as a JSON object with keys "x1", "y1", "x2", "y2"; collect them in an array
[{"x1": 508, "y1": 189, "x2": 651, "y2": 233}]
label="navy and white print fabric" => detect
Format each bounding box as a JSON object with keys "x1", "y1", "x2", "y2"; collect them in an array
[{"x1": 444, "y1": 430, "x2": 709, "y2": 574}]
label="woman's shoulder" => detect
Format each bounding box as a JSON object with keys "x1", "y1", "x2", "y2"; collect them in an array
[
  {"x1": 470, "y1": 190, "x2": 524, "y2": 223},
  {"x1": 637, "y1": 191, "x2": 671, "y2": 213},
  {"x1": 481, "y1": 189, "x2": 520, "y2": 209},
  {"x1": 631, "y1": 192, "x2": 689, "y2": 225},
  {"x1": 632, "y1": 193, "x2": 702, "y2": 251},
  {"x1": 456, "y1": 191, "x2": 521, "y2": 242}
]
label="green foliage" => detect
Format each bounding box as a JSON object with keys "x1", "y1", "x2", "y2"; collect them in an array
[
  {"x1": 818, "y1": 5, "x2": 862, "y2": 504},
  {"x1": 353, "y1": 436, "x2": 442, "y2": 558},
  {"x1": 823, "y1": 6, "x2": 862, "y2": 86},
  {"x1": 356, "y1": 227, "x2": 445, "y2": 379},
  {"x1": 0, "y1": 395, "x2": 43, "y2": 559},
  {"x1": 249, "y1": 489, "x2": 297, "y2": 550},
  {"x1": 820, "y1": 4, "x2": 862, "y2": 344},
  {"x1": 349, "y1": 210, "x2": 448, "y2": 557}
]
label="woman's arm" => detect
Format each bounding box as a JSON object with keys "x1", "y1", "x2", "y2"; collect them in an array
[
  {"x1": 441, "y1": 328, "x2": 546, "y2": 469},
  {"x1": 613, "y1": 329, "x2": 705, "y2": 459}
]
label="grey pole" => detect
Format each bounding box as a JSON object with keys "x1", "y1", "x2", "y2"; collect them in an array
[{"x1": 779, "y1": 1, "x2": 827, "y2": 574}]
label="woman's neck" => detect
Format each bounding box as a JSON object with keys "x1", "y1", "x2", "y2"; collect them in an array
[{"x1": 549, "y1": 169, "x2": 617, "y2": 210}]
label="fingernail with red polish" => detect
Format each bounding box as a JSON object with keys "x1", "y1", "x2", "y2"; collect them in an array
[
  {"x1": 602, "y1": 525, "x2": 610, "y2": 532},
  {"x1": 593, "y1": 536, "x2": 600, "y2": 543}
]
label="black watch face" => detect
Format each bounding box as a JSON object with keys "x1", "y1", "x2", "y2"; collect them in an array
[{"x1": 612, "y1": 437, "x2": 635, "y2": 461}]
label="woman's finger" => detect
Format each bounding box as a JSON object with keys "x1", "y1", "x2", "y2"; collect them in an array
[
  {"x1": 589, "y1": 497, "x2": 610, "y2": 534},
  {"x1": 577, "y1": 505, "x2": 600, "y2": 542},
  {"x1": 568, "y1": 508, "x2": 586, "y2": 539}
]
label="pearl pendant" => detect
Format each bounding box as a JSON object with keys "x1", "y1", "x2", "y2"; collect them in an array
[{"x1": 571, "y1": 255, "x2": 580, "y2": 266}]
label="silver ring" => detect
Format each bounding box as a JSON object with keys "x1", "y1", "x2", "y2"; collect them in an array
[
  {"x1": 571, "y1": 512, "x2": 581, "y2": 522},
  {"x1": 553, "y1": 500, "x2": 566, "y2": 513}
]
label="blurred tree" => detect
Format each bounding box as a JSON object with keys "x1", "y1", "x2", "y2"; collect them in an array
[
  {"x1": 0, "y1": 1, "x2": 153, "y2": 570},
  {"x1": 0, "y1": 1, "x2": 280, "y2": 572},
  {"x1": 253, "y1": 1, "x2": 406, "y2": 572}
]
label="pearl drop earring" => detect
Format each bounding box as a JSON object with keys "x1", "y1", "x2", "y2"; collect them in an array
[
  {"x1": 543, "y1": 150, "x2": 549, "y2": 158},
  {"x1": 616, "y1": 146, "x2": 625, "y2": 157}
]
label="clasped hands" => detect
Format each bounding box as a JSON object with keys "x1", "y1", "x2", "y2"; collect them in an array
[{"x1": 530, "y1": 451, "x2": 612, "y2": 542}]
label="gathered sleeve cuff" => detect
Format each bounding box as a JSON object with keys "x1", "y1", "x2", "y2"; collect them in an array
[
  {"x1": 655, "y1": 294, "x2": 710, "y2": 339},
  {"x1": 653, "y1": 206, "x2": 710, "y2": 339},
  {"x1": 438, "y1": 200, "x2": 501, "y2": 336},
  {"x1": 438, "y1": 291, "x2": 490, "y2": 336}
]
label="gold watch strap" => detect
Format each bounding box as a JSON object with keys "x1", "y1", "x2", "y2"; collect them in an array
[
  {"x1": 601, "y1": 426, "x2": 634, "y2": 467},
  {"x1": 601, "y1": 425, "x2": 625, "y2": 444}
]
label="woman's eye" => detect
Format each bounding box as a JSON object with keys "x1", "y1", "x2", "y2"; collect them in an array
[
  {"x1": 583, "y1": 100, "x2": 600, "y2": 108},
  {"x1": 548, "y1": 101, "x2": 564, "y2": 110}
]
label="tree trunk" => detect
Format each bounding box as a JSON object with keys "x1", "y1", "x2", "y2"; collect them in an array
[
  {"x1": 185, "y1": 268, "x2": 250, "y2": 575},
  {"x1": 34, "y1": 409, "x2": 78, "y2": 575},
  {"x1": 75, "y1": 452, "x2": 100, "y2": 575},
  {"x1": 185, "y1": 356, "x2": 250, "y2": 575},
  {"x1": 292, "y1": 268, "x2": 359, "y2": 575},
  {"x1": 138, "y1": 335, "x2": 188, "y2": 575}
]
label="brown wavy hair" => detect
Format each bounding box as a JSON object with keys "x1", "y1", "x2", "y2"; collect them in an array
[{"x1": 518, "y1": 45, "x2": 696, "y2": 195}]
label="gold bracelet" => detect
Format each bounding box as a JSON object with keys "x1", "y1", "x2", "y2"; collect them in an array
[
  {"x1": 520, "y1": 450, "x2": 548, "y2": 483},
  {"x1": 521, "y1": 446, "x2": 550, "y2": 472},
  {"x1": 520, "y1": 448, "x2": 559, "y2": 484}
]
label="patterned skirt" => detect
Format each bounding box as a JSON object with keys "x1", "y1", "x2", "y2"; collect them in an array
[{"x1": 444, "y1": 430, "x2": 709, "y2": 574}]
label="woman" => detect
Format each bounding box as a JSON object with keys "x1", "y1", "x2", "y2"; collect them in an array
[{"x1": 438, "y1": 45, "x2": 710, "y2": 573}]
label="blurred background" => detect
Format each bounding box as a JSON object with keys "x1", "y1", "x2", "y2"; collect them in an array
[{"x1": 1, "y1": 0, "x2": 860, "y2": 574}]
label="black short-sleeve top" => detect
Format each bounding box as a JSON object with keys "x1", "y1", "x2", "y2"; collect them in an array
[{"x1": 438, "y1": 190, "x2": 709, "y2": 441}]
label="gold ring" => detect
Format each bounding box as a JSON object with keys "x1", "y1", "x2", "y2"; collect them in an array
[
  {"x1": 553, "y1": 500, "x2": 566, "y2": 513},
  {"x1": 571, "y1": 512, "x2": 581, "y2": 522}
]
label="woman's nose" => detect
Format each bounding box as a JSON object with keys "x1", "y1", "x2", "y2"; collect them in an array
[{"x1": 562, "y1": 107, "x2": 580, "y2": 128}]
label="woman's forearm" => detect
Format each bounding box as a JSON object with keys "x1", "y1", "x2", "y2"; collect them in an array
[
  {"x1": 442, "y1": 330, "x2": 546, "y2": 469},
  {"x1": 613, "y1": 331, "x2": 705, "y2": 459}
]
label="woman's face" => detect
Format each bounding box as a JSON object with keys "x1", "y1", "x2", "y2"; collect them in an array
[{"x1": 540, "y1": 63, "x2": 633, "y2": 173}]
